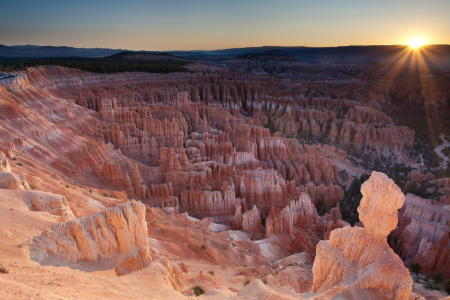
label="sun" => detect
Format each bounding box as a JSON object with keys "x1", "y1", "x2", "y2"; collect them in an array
[{"x1": 408, "y1": 37, "x2": 424, "y2": 49}]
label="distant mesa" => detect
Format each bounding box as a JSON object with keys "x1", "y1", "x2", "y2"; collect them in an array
[
  {"x1": 108, "y1": 51, "x2": 187, "y2": 62},
  {"x1": 237, "y1": 52, "x2": 300, "y2": 62}
]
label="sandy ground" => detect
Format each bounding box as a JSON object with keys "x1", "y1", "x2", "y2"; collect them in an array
[
  {"x1": 0, "y1": 174, "x2": 446, "y2": 299},
  {"x1": 0, "y1": 188, "x2": 314, "y2": 299},
  {"x1": 0, "y1": 189, "x2": 184, "y2": 300}
]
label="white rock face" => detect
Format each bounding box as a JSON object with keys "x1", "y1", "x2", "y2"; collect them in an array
[
  {"x1": 0, "y1": 171, "x2": 30, "y2": 190},
  {"x1": 311, "y1": 171, "x2": 413, "y2": 300},
  {"x1": 23, "y1": 191, "x2": 75, "y2": 222},
  {"x1": 29, "y1": 200, "x2": 149, "y2": 264}
]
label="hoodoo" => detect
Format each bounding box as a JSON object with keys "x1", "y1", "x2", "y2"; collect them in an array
[{"x1": 311, "y1": 172, "x2": 413, "y2": 299}]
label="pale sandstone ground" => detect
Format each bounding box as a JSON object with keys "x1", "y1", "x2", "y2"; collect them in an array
[
  {"x1": 0, "y1": 189, "x2": 183, "y2": 299},
  {"x1": 0, "y1": 188, "x2": 312, "y2": 299},
  {"x1": 1, "y1": 182, "x2": 449, "y2": 299}
]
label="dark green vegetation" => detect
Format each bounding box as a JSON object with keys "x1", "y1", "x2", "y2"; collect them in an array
[
  {"x1": 0, "y1": 52, "x2": 190, "y2": 74},
  {"x1": 392, "y1": 108, "x2": 450, "y2": 179},
  {"x1": 263, "y1": 116, "x2": 278, "y2": 134},
  {"x1": 339, "y1": 174, "x2": 370, "y2": 225},
  {"x1": 424, "y1": 273, "x2": 450, "y2": 294},
  {"x1": 410, "y1": 261, "x2": 421, "y2": 277},
  {"x1": 192, "y1": 286, "x2": 205, "y2": 296},
  {"x1": 409, "y1": 261, "x2": 450, "y2": 293}
]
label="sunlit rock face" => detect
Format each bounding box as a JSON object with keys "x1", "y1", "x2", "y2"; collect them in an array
[
  {"x1": 29, "y1": 200, "x2": 151, "y2": 274},
  {"x1": 311, "y1": 172, "x2": 413, "y2": 300},
  {"x1": 358, "y1": 171, "x2": 405, "y2": 240},
  {"x1": 23, "y1": 190, "x2": 75, "y2": 222},
  {"x1": 0, "y1": 171, "x2": 30, "y2": 190},
  {"x1": 0, "y1": 151, "x2": 11, "y2": 172}
]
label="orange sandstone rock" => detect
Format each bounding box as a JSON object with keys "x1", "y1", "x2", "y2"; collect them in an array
[
  {"x1": 30, "y1": 200, "x2": 150, "y2": 268},
  {"x1": 311, "y1": 172, "x2": 413, "y2": 300}
]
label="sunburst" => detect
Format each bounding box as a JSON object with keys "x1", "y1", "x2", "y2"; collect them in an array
[{"x1": 408, "y1": 37, "x2": 424, "y2": 49}]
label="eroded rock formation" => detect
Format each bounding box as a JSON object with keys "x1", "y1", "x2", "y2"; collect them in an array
[
  {"x1": 23, "y1": 191, "x2": 75, "y2": 222},
  {"x1": 30, "y1": 200, "x2": 151, "y2": 272},
  {"x1": 0, "y1": 151, "x2": 11, "y2": 172},
  {"x1": 311, "y1": 172, "x2": 413, "y2": 299},
  {"x1": 391, "y1": 193, "x2": 449, "y2": 277},
  {"x1": 265, "y1": 193, "x2": 320, "y2": 237},
  {"x1": 0, "y1": 171, "x2": 30, "y2": 190},
  {"x1": 242, "y1": 205, "x2": 262, "y2": 237}
]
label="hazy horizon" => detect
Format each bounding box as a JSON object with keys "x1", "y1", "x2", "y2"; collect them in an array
[
  {"x1": 2, "y1": 43, "x2": 450, "y2": 53},
  {"x1": 1, "y1": 0, "x2": 449, "y2": 51}
]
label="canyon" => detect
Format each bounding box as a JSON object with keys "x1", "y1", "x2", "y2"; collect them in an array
[{"x1": 0, "y1": 54, "x2": 448, "y2": 299}]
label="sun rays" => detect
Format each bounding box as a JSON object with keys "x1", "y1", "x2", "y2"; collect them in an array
[{"x1": 408, "y1": 38, "x2": 425, "y2": 49}]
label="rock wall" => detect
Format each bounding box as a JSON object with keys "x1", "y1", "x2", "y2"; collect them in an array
[
  {"x1": 30, "y1": 200, "x2": 150, "y2": 266},
  {"x1": 180, "y1": 188, "x2": 241, "y2": 223},
  {"x1": 391, "y1": 193, "x2": 449, "y2": 277}
]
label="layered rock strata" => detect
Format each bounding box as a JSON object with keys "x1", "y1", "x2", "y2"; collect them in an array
[{"x1": 30, "y1": 200, "x2": 151, "y2": 274}]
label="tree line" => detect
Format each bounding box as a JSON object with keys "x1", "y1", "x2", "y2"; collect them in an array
[{"x1": 0, "y1": 57, "x2": 190, "y2": 74}]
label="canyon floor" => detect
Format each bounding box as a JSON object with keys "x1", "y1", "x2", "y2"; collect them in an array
[{"x1": 0, "y1": 57, "x2": 448, "y2": 299}]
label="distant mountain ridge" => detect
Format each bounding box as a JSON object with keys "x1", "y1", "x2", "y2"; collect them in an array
[
  {"x1": 0, "y1": 45, "x2": 123, "y2": 58},
  {"x1": 1, "y1": 44, "x2": 449, "y2": 68}
]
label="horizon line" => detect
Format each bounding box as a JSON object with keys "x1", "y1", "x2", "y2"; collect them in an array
[{"x1": 2, "y1": 43, "x2": 450, "y2": 53}]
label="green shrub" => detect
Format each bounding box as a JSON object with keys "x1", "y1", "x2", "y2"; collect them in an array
[
  {"x1": 201, "y1": 244, "x2": 206, "y2": 250},
  {"x1": 192, "y1": 286, "x2": 205, "y2": 296},
  {"x1": 429, "y1": 273, "x2": 443, "y2": 284},
  {"x1": 102, "y1": 192, "x2": 108, "y2": 197},
  {"x1": 443, "y1": 278, "x2": 450, "y2": 294},
  {"x1": 16, "y1": 162, "x2": 23, "y2": 166},
  {"x1": 29, "y1": 183, "x2": 36, "y2": 190},
  {"x1": 208, "y1": 270, "x2": 215, "y2": 276},
  {"x1": 244, "y1": 278, "x2": 251, "y2": 286},
  {"x1": 410, "y1": 261, "x2": 421, "y2": 277}
]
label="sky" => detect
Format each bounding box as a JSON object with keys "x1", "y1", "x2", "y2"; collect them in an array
[{"x1": 1, "y1": 0, "x2": 449, "y2": 51}]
